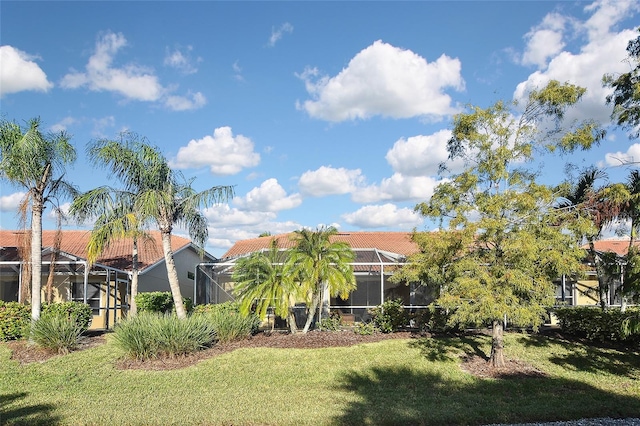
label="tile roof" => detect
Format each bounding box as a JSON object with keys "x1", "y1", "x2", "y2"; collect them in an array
[
  {"x1": 221, "y1": 231, "x2": 418, "y2": 259},
  {"x1": 589, "y1": 239, "x2": 640, "y2": 257},
  {"x1": 0, "y1": 230, "x2": 196, "y2": 272}
]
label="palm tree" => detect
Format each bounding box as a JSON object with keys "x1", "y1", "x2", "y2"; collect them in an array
[
  {"x1": 0, "y1": 117, "x2": 77, "y2": 321},
  {"x1": 232, "y1": 240, "x2": 300, "y2": 333},
  {"x1": 70, "y1": 133, "x2": 157, "y2": 317},
  {"x1": 287, "y1": 226, "x2": 356, "y2": 333},
  {"x1": 133, "y1": 146, "x2": 234, "y2": 320}
]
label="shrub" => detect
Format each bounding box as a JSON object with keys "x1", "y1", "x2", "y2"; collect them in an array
[
  {"x1": 370, "y1": 299, "x2": 408, "y2": 333},
  {"x1": 0, "y1": 301, "x2": 30, "y2": 341},
  {"x1": 411, "y1": 306, "x2": 458, "y2": 333},
  {"x1": 194, "y1": 302, "x2": 259, "y2": 343},
  {"x1": 42, "y1": 302, "x2": 92, "y2": 332},
  {"x1": 135, "y1": 292, "x2": 193, "y2": 315},
  {"x1": 30, "y1": 314, "x2": 85, "y2": 354},
  {"x1": 113, "y1": 312, "x2": 217, "y2": 360},
  {"x1": 554, "y1": 306, "x2": 640, "y2": 346},
  {"x1": 318, "y1": 312, "x2": 342, "y2": 331},
  {"x1": 353, "y1": 321, "x2": 377, "y2": 335}
]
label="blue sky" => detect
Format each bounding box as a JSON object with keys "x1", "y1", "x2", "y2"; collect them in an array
[{"x1": 1, "y1": 1, "x2": 639, "y2": 257}]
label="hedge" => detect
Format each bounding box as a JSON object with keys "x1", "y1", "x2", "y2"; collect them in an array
[
  {"x1": 0, "y1": 301, "x2": 30, "y2": 341},
  {"x1": 135, "y1": 291, "x2": 193, "y2": 315},
  {"x1": 42, "y1": 301, "x2": 93, "y2": 332},
  {"x1": 554, "y1": 306, "x2": 640, "y2": 346}
]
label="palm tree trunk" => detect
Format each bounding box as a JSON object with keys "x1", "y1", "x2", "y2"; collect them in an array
[
  {"x1": 489, "y1": 319, "x2": 505, "y2": 368},
  {"x1": 161, "y1": 231, "x2": 187, "y2": 319},
  {"x1": 302, "y1": 291, "x2": 320, "y2": 333},
  {"x1": 30, "y1": 203, "x2": 43, "y2": 321},
  {"x1": 129, "y1": 238, "x2": 139, "y2": 317}
]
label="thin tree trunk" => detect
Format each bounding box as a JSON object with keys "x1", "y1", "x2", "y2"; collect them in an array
[
  {"x1": 31, "y1": 204, "x2": 43, "y2": 321},
  {"x1": 161, "y1": 231, "x2": 187, "y2": 319},
  {"x1": 129, "y1": 238, "x2": 139, "y2": 317},
  {"x1": 489, "y1": 320, "x2": 505, "y2": 368},
  {"x1": 288, "y1": 295, "x2": 298, "y2": 334},
  {"x1": 588, "y1": 240, "x2": 608, "y2": 310},
  {"x1": 302, "y1": 291, "x2": 320, "y2": 333}
]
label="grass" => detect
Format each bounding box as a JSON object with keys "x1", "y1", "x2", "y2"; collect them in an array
[{"x1": 1, "y1": 332, "x2": 639, "y2": 425}]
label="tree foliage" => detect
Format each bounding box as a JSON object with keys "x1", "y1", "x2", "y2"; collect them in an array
[{"x1": 402, "y1": 81, "x2": 602, "y2": 367}]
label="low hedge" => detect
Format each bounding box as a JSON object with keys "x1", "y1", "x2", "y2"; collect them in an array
[
  {"x1": 135, "y1": 292, "x2": 193, "y2": 314},
  {"x1": 0, "y1": 301, "x2": 31, "y2": 341},
  {"x1": 554, "y1": 306, "x2": 640, "y2": 346},
  {"x1": 42, "y1": 301, "x2": 92, "y2": 332}
]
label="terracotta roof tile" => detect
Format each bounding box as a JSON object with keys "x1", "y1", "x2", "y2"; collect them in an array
[
  {"x1": 222, "y1": 231, "x2": 418, "y2": 259},
  {"x1": 588, "y1": 239, "x2": 640, "y2": 257},
  {"x1": 0, "y1": 230, "x2": 194, "y2": 272}
]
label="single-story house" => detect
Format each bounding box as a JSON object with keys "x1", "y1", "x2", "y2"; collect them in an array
[
  {"x1": 0, "y1": 230, "x2": 215, "y2": 329},
  {"x1": 196, "y1": 232, "x2": 634, "y2": 323}
]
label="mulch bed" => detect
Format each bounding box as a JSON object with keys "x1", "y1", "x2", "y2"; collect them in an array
[{"x1": 4, "y1": 330, "x2": 546, "y2": 378}]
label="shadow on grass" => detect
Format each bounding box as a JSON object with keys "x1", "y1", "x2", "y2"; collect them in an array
[
  {"x1": 0, "y1": 392, "x2": 60, "y2": 426},
  {"x1": 408, "y1": 334, "x2": 489, "y2": 362},
  {"x1": 332, "y1": 365, "x2": 640, "y2": 426}
]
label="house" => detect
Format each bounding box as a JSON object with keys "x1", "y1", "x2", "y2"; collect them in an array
[
  {"x1": 195, "y1": 231, "x2": 434, "y2": 322},
  {"x1": 196, "y1": 232, "x2": 634, "y2": 324},
  {"x1": 0, "y1": 230, "x2": 215, "y2": 329}
]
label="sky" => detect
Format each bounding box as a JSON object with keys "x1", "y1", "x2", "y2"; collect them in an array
[{"x1": 1, "y1": 0, "x2": 639, "y2": 258}]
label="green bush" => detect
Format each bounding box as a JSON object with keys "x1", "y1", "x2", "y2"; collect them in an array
[
  {"x1": 42, "y1": 302, "x2": 92, "y2": 332},
  {"x1": 554, "y1": 306, "x2": 640, "y2": 346},
  {"x1": 113, "y1": 312, "x2": 216, "y2": 360},
  {"x1": 411, "y1": 306, "x2": 458, "y2": 333},
  {"x1": 194, "y1": 302, "x2": 259, "y2": 343},
  {"x1": 353, "y1": 321, "x2": 377, "y2": 335},
  {"x1": 370, "y1": 299, "x2": 408, "y2": 333},
  {"x1": 0, "y1": 301, "x2": 30, "y2": 341},
  {"x1": 30, "y1": 314, "x2": 85, "y2": 354},
  {"x1": 318, "y1": 312, "x2": 342, "y2": 331},
  {"x1": 135, "y1": 291, "x2": 193, "y2": 315}
]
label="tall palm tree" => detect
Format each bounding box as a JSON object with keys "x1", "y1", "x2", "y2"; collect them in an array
[
  {"x1": 70, "y1": 133, "x2": 156, "y2": 317},
  {"x1": 287, "y1": 226, "x2": 356, "y2": 333},
  {"x1": 232, "y1": 240, "x2": 300, "y2": 333},
  {"x1": 133, "y1": 147, "x2": 234, "y2": 320},
  {"x1": 0, "y1": 117, "x2": 77, "y2": 321}
]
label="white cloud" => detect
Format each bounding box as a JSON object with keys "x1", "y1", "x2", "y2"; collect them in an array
[
  {"x1": 164, "y1": 91, "x2": 207, "y2": 111},
  {"x1": 521, "y1": 13, "x2": 568, "y2": 68},
  {"x1": 513, "y1": 0, "x2": 640, "y2": 125},
  {"x1": 203, "y1": 204, "x2": 276, "y2": 227},
  {"x1": 60, "y1": 31, "x2": 205, "y2": 111},
  {"x1": 0, "y1": 192, "x2": 25, "y2": 212},
  {"x1": 0, "y1": 45, "x2": 53, "y2": 97},
  {"x1": 164, "y1": 45, "x2": 199, "y2": 74},
  {"x1": 297, "y1": 40, "x2": 464, "y2": 122},
  {"x1": 234, "y1": 178, "x2": 302, "y2": 212},
  {"x1": 50, "y1": 116, "x2": 78, "y2": 133},
  {"x1": 342, "y1": 203, "x2": 423, "y2": 229},
  {"x1": 171, "y1": 126, "x2": 260, "y2": 175},
  {"x1": 268, "y1": 22, "x2": 294, "y2": 47},
  {"x1": 385, "y1": 130, "x2": 464, "y2": 176},
  {"x1": 603, "y1": 143, "x2": 640, "y2": 166},
  {"x1": 352, "y1": 174, "x2": 444, "y2": 203},
  {"x1": 298, "y1": 166, "x2": 364, "y2": 197}
]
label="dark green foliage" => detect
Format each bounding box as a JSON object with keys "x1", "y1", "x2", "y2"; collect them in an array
[
  {"x1": 318, "y1": 312, "x2": 343, "y2": 331},
  {"x1": 135, "y1": 291, "x2": 192, "y2": 314},
  {"x1": 370, "y1": 299, "x2": 408, "y2": 333},
  {"x1": 42, "y1": 302, "x2": 92, "y2": 332},
  {"x1": 555, "y1": 306, "x2": 640, "y2": 346},
  {"x1": 411, "y1": 306, "x2": 458, "y2": 333},
  {"x1": 0, "y1": 301, "x2": 31, "y2": 341}
]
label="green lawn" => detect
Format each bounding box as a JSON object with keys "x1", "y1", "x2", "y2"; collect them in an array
[{"x1": 1, "y1": 332, "x2": 639, "y2": 425}]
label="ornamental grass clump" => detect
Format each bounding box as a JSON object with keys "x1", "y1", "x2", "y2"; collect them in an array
[
  {"x1": 113, "y1": 312, "x2": 217, "y2": 360},
  {"x1": 30, "y1": 314, "x2": 85, "y2": 354}
]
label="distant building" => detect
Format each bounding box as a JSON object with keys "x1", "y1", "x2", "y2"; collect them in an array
[{"x1": 0, "y1": 230, "x2": 215, "y2": 329}]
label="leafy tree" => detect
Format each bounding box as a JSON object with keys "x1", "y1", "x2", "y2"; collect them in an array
[
  {"x1": 70, "y1": 132, "x2": 157, "y2": 316},
  {"x1": 407, "y1": 81, "x2": 603, "y2": 367},
  {"x1": 0, "y1": 118, "x2": 77, "y2": 321},
  {"x1": 604, "y1": 28, "x2": 640, "y2": 139},
  {"x1": 232, "y1": 240, "x2": 300, "y2": 333},
  {"x1": 132, "y1": 144, "x2": 234, "y2": 320},
  {"x1": 288, "y1": 226, "x2": 356, "y2": 333}
]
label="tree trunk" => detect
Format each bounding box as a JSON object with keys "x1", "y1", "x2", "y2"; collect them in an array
[
  {"x1": 30, "y1": 200, "x2": 43, "y2": 321},
  {"x1": 161, "y1": 231, "x2": 186, "y2": 320},
  {"x1": 302, "y1": 292, "x2": 320, "y2": 333},
  {"x1": 129, "y1": 238, "x2": 139, "y2": 317},
  {"x1": 489, "y1": 319, "x2": 505, "y2": 368},
  {"x1": 288, "y1": 295, "x2": 298, "y2": 334}
]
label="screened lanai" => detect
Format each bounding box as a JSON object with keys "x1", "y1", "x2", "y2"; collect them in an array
[{"x1": 195, "y1": 247, "x2": 434, "y2": 323}]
